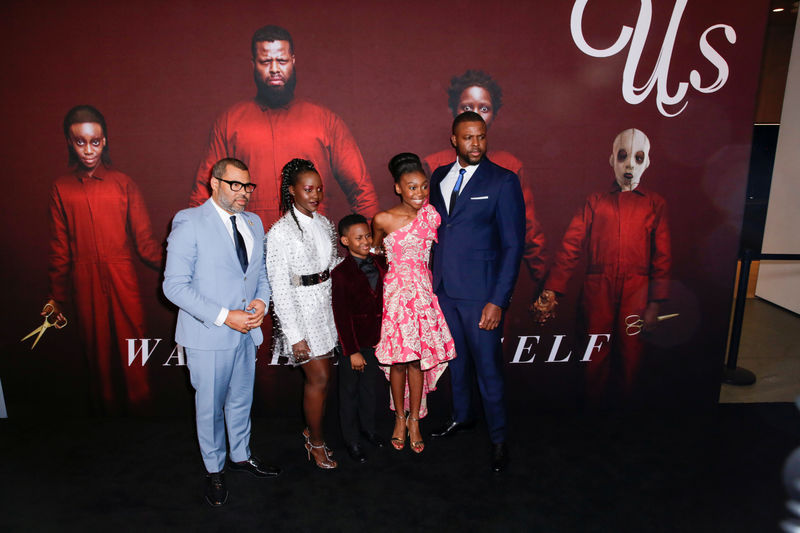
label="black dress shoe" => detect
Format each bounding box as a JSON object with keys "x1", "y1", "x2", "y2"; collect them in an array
[
  {"x1": 227, "y1": 456, "x2": 282, "y2": 478},
  {"x1": 491, "y1": 442, "x2": 508, "y2": 473},
  {"x1": 204, "y1": 472, "x2": 228, "y2": 507},
  {"x1": 345, "y1": 442, "x2": 367, "y2": 463},
  {"x1": 361, "y1": 431, "x2": 386, "y2": 448},
  {"x1": 431, "y1": 419, "x2": 475, "y2": 438}
]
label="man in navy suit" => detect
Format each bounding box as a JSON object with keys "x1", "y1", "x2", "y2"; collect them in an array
[
  {"x1": 429, "y1": 111, "x2": 525, "y2": 473},
  {"x1": 164, "y1": 158, "x2": 280, "y2": 506}
]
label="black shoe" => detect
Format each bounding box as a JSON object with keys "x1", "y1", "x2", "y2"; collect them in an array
[
  {"x1": 361, "y1": 431, "x2": 386, "y2": 448},
  {"x1": 204, "y1": 472, "x2": 228, "y2": 507},
  {"x1": 491, "y1": 443, "x2": 508, "y2": 473},
  {"x1": 345, "y1": 442, "x2": 367, "y2": 463},
  {"x1": 431, "y1": 419, "x2": 475, "y2": 438},
  {"x1": 227, "y1": 456, "x2": 282, "y2": 478}
]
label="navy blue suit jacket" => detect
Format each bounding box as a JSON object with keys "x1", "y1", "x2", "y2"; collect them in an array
[{"x1": 430, "y1": 157, "x2": 525, "y2": 308}]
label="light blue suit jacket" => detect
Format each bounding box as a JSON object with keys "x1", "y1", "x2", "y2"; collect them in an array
[{"x1": 163, "y1": 199, "x2": 270, "y2": 350}]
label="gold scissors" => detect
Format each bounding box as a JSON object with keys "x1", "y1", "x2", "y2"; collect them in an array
[
  {"x1": 21, "y1": 304, "x2": 68, "y2": 349},
  {"x1": 625, "y1": 313, "x2": 679, "y2": 336}
]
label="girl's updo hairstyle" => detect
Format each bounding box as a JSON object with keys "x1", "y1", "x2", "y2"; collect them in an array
[
  {"x1": 279, "y1": 158, "x2": 318, "y2": 232},
  {"x1": 388, "y1": 152, "x2": 424, "y2": 183}
]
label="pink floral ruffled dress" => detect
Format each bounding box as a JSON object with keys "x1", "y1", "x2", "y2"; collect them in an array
[{"x1": 375, "y1": 203, "x2": 456, "y2": 417}]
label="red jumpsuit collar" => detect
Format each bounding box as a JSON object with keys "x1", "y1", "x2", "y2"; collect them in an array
[
  {"x1": 74, "y1": 163, "x2": 110, "y2": 181},
  {"x1": 610, "y1": 181, "x2": 647, "y2": 196},
  {"x1": 254, "y1": 96, "x2": 294, "y2": 112}
]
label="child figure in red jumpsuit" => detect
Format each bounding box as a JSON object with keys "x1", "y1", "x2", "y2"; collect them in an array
[
  {"x1": 534, "y1": 128, "x2": 671, "y2": 404},
  {"x1": 43, "y1": 105, "x2": 162, "y2": 414}
]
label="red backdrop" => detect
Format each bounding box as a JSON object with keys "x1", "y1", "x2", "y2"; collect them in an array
[{"x1": 0, "y1": 0, "x2": 769, "y2": 415}]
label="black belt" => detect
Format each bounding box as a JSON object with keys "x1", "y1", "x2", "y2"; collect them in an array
[{"x1": 292, "y1": 269, "x2": 330, "y2": 287}]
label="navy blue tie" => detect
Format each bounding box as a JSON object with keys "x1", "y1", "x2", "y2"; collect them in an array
[
  {"x1": 231, "y1": 215, "x2": 248, "y2": 273},
  {"x1": 449, "y1": 168, "x2": 467, "y2": 215}
]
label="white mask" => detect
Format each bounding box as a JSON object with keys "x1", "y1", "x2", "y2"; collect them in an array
[{"x1": 609, "y1": 128, "x2": 650, "y2": 191}]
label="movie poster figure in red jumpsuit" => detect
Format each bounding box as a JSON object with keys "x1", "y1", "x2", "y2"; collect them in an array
[
  {"x1": 189, "y1": 25, "x2": 379, "y2": 228},
  {"x1": 44, "y1": 105, "x2": 162, "y2": 415},
  {"x1": 533, "y1": 128, "x2": 671, "y2": 405},
  {"x1": 422, "y1": 70, "x2": 547, "y2": 289}
]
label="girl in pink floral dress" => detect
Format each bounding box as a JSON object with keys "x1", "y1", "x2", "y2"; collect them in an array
[{"x1": 373, "y1": 153, "x2": 456, "y2": 453}]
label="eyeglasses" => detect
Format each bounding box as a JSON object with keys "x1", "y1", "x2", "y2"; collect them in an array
[{"x1": 215, "y1": 177, "x2": 257, "y2": 193}]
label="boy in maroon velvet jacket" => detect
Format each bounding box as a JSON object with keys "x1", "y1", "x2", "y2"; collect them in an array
[{"x1": 331, "y1": 214, "x2": 387, "y2": 463}]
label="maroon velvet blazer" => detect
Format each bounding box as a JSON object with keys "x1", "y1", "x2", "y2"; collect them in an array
[{"x1": 331, "y1": 253, "x2": 386, "y2": 357}]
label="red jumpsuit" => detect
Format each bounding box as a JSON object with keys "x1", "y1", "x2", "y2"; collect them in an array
[
  {"x1": 545, "y1": 184, "x2": 671, "y2": 399},
  {"x1": 48, "y1": 165, "x2": 162, "y2": 414},
  {"x1": 423, "y1": 149, "x2": 547, "y2": 285},
  {"x1": 189, "y1": 98, "x2": 380, "y2": 227}
]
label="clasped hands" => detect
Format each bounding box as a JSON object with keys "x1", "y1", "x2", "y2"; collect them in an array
[{"x1": 224, "y1": 299, "x2": 266, "y2": 334}]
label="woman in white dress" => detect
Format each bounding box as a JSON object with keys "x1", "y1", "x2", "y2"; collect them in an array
[{"x1": 266, "y1": 159, "x2": 340, "y2": 469}]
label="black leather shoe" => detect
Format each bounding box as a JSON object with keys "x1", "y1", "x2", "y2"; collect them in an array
[
  {"x1": 227, "y1": 456, "x2": 282, "y2": 478},
  {"x1": 346, "y1": 442, "x2": 367, "y2": 463},
  {"x1": 204, "y1": 472, "x2": 228, "y2": 507},
  {"x1": 361, "y1": 431, "x2": 386, "y2": 448},
  {"x1": 431, "y1": 419, "x2": 475, "y2": 438},
  {"x1": 491, "y1": 443, "x2": 508, "y2": 473}
]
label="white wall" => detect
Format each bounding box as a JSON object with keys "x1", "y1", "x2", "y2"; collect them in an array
[{"x1": 756, "y1": 12, "x2": 800, "y2": 313}]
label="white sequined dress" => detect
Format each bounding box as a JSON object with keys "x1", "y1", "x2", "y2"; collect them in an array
[{"x1": 266, "y1": 208, "x2": 341, "y2": 365}]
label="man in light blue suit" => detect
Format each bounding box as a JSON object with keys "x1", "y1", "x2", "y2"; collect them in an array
[
  {"x1": 429, "y1": 112, "x2": 525, "y2": 473},
  {"x1": 164, "y1": 158, "x2": 280, "y2": 507}
]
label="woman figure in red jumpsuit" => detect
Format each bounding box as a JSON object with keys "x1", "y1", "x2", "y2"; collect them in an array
[
  {"x1": 422, "y1": 70, "x2": 547, "y2": 289},
  {"x1": 43, "y1": 105, "x2": 162, "y2": 414}
]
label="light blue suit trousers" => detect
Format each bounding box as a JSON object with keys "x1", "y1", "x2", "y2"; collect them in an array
[{"x1": 186, "y1": 335, "x2": 256, "y2": 472}]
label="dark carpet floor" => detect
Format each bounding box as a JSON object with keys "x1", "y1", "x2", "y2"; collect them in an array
[{"x1": 1, "y1": 403, "x2": 798, "y2": 532}]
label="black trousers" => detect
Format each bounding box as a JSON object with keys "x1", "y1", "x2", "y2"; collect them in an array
[{"x1": 338, "y1": 346, "x2": 379, "y2": 444}]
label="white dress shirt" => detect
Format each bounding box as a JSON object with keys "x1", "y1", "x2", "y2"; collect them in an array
[
  {"x1": 210, "y1": 198, "x2": 256, "y2": 326},
  {"x1": 439, "y1": 160, "x2": 480, "y2": 213},
  {"x1": 210, "y1": 198, "x2": 254, "y2": 257}
]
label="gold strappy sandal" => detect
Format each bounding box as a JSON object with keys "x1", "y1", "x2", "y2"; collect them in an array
[
  {"x1": 407, "y1": 415, "x2": 424, "y2": 454},
  {"x1": 391, "y1": 411, "x2": 408, "y2": 450}
]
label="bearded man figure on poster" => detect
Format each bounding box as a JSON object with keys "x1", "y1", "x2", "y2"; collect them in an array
[{"x1": 188, "y1": 24, "x2": 379, "y2": 227}]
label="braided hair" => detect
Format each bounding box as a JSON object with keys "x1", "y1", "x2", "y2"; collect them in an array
[{"x1": 279, "y1": 158, "x2": 318, "y2": 233}]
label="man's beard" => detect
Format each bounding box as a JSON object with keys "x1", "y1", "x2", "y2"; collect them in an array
[
  {"x1": 458, "y1": 149, "x2": 485, "y2": 166},
  {"x1": 255, "y1": 70, "x2": 297, "y2": 108}
]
